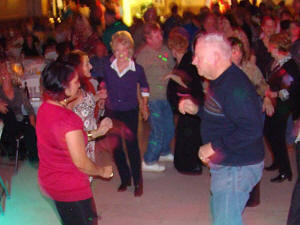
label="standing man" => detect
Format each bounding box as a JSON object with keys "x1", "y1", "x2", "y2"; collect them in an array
[
  {"x1": 136, "y1": 23, "x2": 176, "y2": 172},
  {"x1": 102, "y1": 7, "x2": 129, "y2": 54},
  {"x1": 179, "y1": 33, "x2": 264, "y2": 225}
]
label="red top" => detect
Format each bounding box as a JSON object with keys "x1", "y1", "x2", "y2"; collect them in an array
[{"x1": 36, "y1": 102, "x2": 91, "y2": 202}]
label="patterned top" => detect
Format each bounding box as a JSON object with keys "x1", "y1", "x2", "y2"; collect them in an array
[
  {"x1": 73, "y1": 89, "x2": 97, "y2": 162},
  {"x1": 240, "y1": 61, "x2": 268, "y2": 98}
]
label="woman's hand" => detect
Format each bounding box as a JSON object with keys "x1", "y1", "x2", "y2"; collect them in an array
[
  {"x1": 262, "y1": 96, "x2": 274, "y2": 117},
  {"x1": 178, "y1": 98, "x2": 198, "y2": 115},
  {"x1": 98, "y1": 165, "x2": 113, "y2": 179},
  {"x1": 97, "y1": 117, "x2": 113, "y2": 136},
  {"x1": 140, "y1": 103, "x2": 149, "y2": 121},
  {"x1": 95, "y1": 88, "x2": 107, "y2": 102},
  {"x1": 95, "y1": 83, "x2": 107, "y2": 109}
]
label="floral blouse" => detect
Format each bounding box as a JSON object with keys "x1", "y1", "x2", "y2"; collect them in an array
[{"x1": 73, "y1": 89, "x2": 97, "y2": 162}]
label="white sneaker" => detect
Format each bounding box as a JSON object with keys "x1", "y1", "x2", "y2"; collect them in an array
[
  {"x1": 142, "y1": 161, "x2": 166, "y2": 172},
  {"x1": 159, "y1": 153, "x2": 174, "y2": 162}
]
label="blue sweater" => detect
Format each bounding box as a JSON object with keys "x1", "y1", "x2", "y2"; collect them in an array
[
  {"x1": 198, "y1": 64, "x2": 264, "y2": 166},
  {"x1": 100, "y1": 57, "x2": 149, "y2": 111}
]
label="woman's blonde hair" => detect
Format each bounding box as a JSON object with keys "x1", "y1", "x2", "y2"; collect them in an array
[
  {"x1": 110, "y1": 31, "x2": 134, "y2": 58},
  {"x1": 269, "y1": 32, "x2": 291, "y2": 53}
]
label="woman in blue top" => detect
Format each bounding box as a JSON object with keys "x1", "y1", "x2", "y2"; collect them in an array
[{"x1": 100, "y1": 31, "x2": 149, "y2": 197}]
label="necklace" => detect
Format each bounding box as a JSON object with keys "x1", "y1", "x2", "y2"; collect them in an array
[{"x1": 47, "y1": 99, "x2": 67, "y2": 108}]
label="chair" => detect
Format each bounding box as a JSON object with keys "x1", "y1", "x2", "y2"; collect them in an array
[
  {"x1": 14, "y1": 134, "x2": 24, "y2": 172},
  {"x1": 0, "y1": 176, "x2": 10, "y2": 214}
]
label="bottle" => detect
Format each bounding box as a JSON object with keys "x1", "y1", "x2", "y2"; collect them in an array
[{"x1": 24, "y1": 81, "x2": 30, "y2": 99}]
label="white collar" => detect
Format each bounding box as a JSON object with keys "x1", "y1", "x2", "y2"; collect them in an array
[
  {"x1": 277, "y1": 55, "x2": 291, "y2": 68},
  {"x1": 110, "y1": 58, "x2": 136, "y2": 78}
]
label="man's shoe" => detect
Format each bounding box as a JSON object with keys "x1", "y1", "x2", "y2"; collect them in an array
[
  {"x1": 159, "y1": 153, "x2": 174, "y2": 162},
  {"x1": 270, "y1": 173, "x2": 292, "y2": 183},
  {"x1": 142, "y1": 161, "x2": 165, "y2": 172}
]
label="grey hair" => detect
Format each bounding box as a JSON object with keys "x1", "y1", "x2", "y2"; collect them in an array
[{"x1": 196, "y1": 33, "x2": 232, "y2": 59}]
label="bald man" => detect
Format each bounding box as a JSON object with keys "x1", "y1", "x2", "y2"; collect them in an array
[{"x1": 179, "y1": 33, "x2": 264, "y2": 225}]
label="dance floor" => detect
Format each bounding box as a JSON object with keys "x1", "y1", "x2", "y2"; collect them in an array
[{"x1": 0, "y1": 120, "x2": 296, "y2": 225}]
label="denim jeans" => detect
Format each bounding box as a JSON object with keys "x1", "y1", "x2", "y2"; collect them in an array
[
  {"x1": 209, "y1": 161, "x2": 264, "y2": 225},
  {"x1": 287, "y1": 142, "x2": 300, "y2": 225},
  {"x1": 144, "y1": 100, "x2": 174, "y2": 164}
]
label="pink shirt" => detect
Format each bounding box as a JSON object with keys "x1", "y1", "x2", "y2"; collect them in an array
[{"x1": 36, "y1": 102, "x2": 91, "y2": 202}]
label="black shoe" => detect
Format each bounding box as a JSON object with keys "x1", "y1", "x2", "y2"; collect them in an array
[
  {"x1": 134, "y1": 183, "x2": 143, "y2": 197},
  {"x1": 265, "y1": 163, "x2": 279, "y2": 171},
  {"x1": 19, "y1": 154, "x2": 26, "y2": 161},
  {"x1": 8, "y1": 154, "x2": 15, "y2": 161},
  {"x1": 117, "y1": 181, "x2": 131, "y2": 192},
  {"x1": 270, "y1": 173, "x2": 292, "y2": 183},
  {"x1": 179, "y1": 166, "x2": 203, "y2": 175}
]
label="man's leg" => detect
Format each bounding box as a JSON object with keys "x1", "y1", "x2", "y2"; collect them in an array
[
  {"x1": 160, "y1": 100, "x2": 174, "y2": 157},
  {"x1": 144, "y1": 100, "x2": 164, "y2": 164},
  {"x1": 143, "y1": 100, "x2": 166, "y2": 172},
  {"x1": 287, "y1": 142, "x2": 300, "y2": 225},
  {"x1": 210, "y1": 162, "x2": 263, "y2": 225}
]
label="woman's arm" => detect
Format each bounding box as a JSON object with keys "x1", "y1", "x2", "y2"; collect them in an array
[
  {"x1": 29, "y1": 114, "x2": 36, "y2": 127},
  {"x1": 66, "y1": 130, "x2": 113, "y2": 178},
  {"x1": 87, "y1": 117, "x2": 113, "y2": 141}
]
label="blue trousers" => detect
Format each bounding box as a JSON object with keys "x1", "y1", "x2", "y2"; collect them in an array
[
  {"x1": 144, "y1": 100, "x2": 174, "y2": 164},
  {"x1": 209, "y1": 161, "x2": 264, "y2": 225}
]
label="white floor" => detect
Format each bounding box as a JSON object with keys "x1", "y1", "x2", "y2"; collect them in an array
[{"x1": 0, "y1": 120, "x2": 297, "y2": 225}]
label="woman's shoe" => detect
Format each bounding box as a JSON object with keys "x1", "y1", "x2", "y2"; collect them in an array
[
  {"x1": 117, "y1": 180, "x2": 131, "y2": 192},
  {"x1": 134, "y1": 183, "x2": 143, "y2": 197},
  {"x1": 264, "y1": 163, "x2": 279, "y2": 171},
  {"x1": 270, "y1": 173, "x2": 292, "y2": 183}
]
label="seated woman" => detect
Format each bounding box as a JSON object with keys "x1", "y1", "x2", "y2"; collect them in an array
[
  {"x1": 36, "y1": 61, "x2": 113, "y2": 225},
  {"x1": 0, "y1": 60, "x2": 37, "y2": 161}
]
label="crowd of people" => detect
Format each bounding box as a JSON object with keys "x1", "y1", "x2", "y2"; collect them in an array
[{"x1": 0, "y1": 0, "x2": 300, "y2": 224}]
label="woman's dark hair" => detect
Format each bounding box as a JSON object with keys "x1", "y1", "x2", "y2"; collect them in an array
[
  {"x1": 41, "y1": 61, "x2": 76, "y2": 101},
  {"x1": 67, "y1": 50, "x2": 84, "y2": 69}
]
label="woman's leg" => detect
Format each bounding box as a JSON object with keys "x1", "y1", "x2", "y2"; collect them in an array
[{"x1": 54, "y1": 198, "x2": 98, "y2": 225}]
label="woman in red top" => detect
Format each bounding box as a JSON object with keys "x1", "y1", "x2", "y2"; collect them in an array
[{"x1": 36, "y1": 61, "x2": 113, "y2": 225}]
